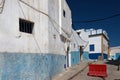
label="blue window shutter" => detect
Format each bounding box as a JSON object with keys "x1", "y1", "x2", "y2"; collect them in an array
[{"x1": 90, "y1": 44, "x2": 94, "y2": 51}]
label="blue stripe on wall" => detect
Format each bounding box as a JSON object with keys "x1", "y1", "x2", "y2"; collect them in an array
[
  {"x1": 0, "y1": 53, "x2": 65, "y2": 80},
  {"x1": 89, "y1": 53, "x2": 107, "y2": 59},
  {"x1": 71, "y1": 51, "x2": 80, "y2": 66},
  {"x1": 82, "y1": 51, "x2": 89, "y2": 61},
  {"x1": 116, "y1": 53, "x2": 120, "y2": 60}
]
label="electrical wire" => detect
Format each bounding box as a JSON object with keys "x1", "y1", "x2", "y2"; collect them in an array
[
  {"x1": 73, "y1": 13, "x2": 120, "y2": 23},
  {"x1": 83, "y1": 41, "x2": 89, "y2": 50},
  {"x1": 19, "y1": 0, "x2": 74, "y2": 56},
  {"x1": 19, "y1": 0, "x2": 70, "y2": 38},
  {"x1": 18, "y1": 1, "x2": 50, "y2": 74},
  {"x1": 71, "y1": 25, "x2": 89, "y2": 49},
  {"x1": 18, "y1": 0, "x2": 27, "y2": 19},
  {"x1": 18, "y1": 0, "x2": 73, "y2": 54},
  {"x1": 72, "y1": 31, "x2": 89, "y2": 50},
  {"x1": 78, "y1": 35, "x2": 89, "y2": 50},
  {"x1": 19, "y1": 0, "x2": 90, "y2": 54},
  {"x1": 19, "y1": 0, "x2": 48, "y2": 17},
  {"x1": 77, "y1": 30, "x2": 89, "y2": 49},
  {"x1": 78, "y1": 35, "x2": 88, "y2": 43},
  {"x1": 18, "y1": 0, "x2": 42, "y2": 53}
]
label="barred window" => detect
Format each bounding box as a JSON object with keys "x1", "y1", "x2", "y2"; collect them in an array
[{"x1": 19, "y1": 18, "x2": 34, "y2": 34}]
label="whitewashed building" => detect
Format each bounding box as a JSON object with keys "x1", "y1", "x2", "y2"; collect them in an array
[
  {"x1": 0, "y1": 0, "x2": 72, "y2": 80},
  {"x1": 86, "y1": 29, "x2": 109, "y2": 60},
  {"x1": 76, "y1": 29, "x2": 89, "y2": 61},
  {"x1": 109, "y1": 46, "x2": 120, "y2": 60},
  {"x1": 69, "y1": 29, "x2": 89, "y2": 66}
]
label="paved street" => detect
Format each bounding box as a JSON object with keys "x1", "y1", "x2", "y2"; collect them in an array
[
  {"x1": 53, "y1": 60, "x2": 120, "y2": 80},
  {"x1": 70, "y1": 60, "x2": 120, "y2": 80}
]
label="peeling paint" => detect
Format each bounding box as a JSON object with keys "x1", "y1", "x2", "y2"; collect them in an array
[{"x1": 0, "y1": 53, "x2": 65, "y2": 80}]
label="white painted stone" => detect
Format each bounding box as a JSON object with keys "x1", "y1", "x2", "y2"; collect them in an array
[{"x1": 0, "y1": 0, "x2": 72, "y2": 55}]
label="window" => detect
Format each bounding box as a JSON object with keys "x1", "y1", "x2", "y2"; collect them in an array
[
  {"x1": 19, "y1": 18, "x2": 34, "y2": 34},
  {"x1": 63, "y1": 10, "x2": 66, "y2": 17},
  {"x1": 90, "y1": 44, "x2": 95, "y2": 51}
]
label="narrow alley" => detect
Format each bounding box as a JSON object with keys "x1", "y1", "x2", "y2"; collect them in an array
[{"x1": 0, "y1": 0, "x2": 120, "y2": 80}]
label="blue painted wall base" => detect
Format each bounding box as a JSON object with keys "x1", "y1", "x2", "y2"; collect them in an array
[
  {"x1": 116, "y1": 53, "x2": 120, "y2": 60},
  {"x1": 89, "y1": 53, "x2": 108, "y2": 60},
  {"x1": 82, "y1": 51, "x2": 89, "y2": 61},
  {"x1": 71, "y1": 51, "x2": 80, "y2": 66},
  {"x1": 0, "y1": 53, "x2": 65, "y2": 80}
]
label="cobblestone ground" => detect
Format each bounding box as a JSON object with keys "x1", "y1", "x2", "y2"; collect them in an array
[{"x1": 70, "y1": 60, "x2": 120, "y2": 80}]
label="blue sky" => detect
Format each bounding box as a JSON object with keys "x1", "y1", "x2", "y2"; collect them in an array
[{"x1": 66, "y1": 0, "x2": 120, "y2": 47}]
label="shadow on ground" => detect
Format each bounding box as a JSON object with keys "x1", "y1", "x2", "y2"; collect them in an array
[{"x1": 105, "y1": 60, "x2": 120, "y2": 66}]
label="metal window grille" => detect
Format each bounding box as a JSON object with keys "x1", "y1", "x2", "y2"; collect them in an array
[{"x1": 19, "y1": 18, "x2": 34, "y2": 34}]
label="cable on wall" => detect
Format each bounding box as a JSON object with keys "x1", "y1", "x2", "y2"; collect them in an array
[
  {"x1": 19, "y1": 0, "x2": 70, "y2": 37},
  {"x1": 18, "y1": 0, "x2": 42, "y2": 53},
  {"x1": 19, "y1": 0, "x2": 73, "y2": 54}
]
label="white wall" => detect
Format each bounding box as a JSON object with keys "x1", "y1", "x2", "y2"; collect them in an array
[
  {"x1": 89, "y1": 35, "x2": 109, "y2": 54},
  {"x1": 89, "y1": 36, "x2": 102, "y2": 53},
  {"x1": 0, "y1": 0, "x2": 72, "y2": 55},
  {"x1": 59, "y1": 0, "x2": 72, "y2": 39},
  {"x1": 47, "y1": 0, "x2": 72, "y2": 55},
  {"x1": 19, "y1": 0, "x2": 49, "y2": 53},
  {"x1": 70, "y1": 29, "x2": 90, "y2": 52},
  {"x1": 78, "y1": 29, "x2": 89, "y2": 52},
  {"x1": 0, "y1": 0, "x2": 72, "y2": 79},
  {"x1": 70, "y1": 30, "x2": 80, "y2": 51}
]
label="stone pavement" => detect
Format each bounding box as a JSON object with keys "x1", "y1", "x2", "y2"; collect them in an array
[
  {"x1": 52, "y1": 61, "x2": 94, "y2": 80},
  {"x1": 68, "y1": 60, "x2": 120, "y2": 80}
]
